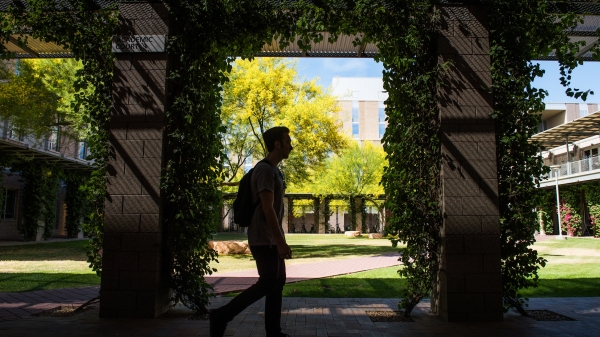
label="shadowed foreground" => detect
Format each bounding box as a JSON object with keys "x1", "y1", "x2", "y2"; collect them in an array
[{"x1": 1, "y1": 297, "x2": 600, "y2": 336}]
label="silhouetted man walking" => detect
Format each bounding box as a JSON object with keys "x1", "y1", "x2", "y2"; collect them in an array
[{"x1": 210, "y1": 126, "x2": 293, "y2": 337}]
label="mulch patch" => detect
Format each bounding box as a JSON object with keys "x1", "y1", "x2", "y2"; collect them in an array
[
  {"x1": 366, "y1": 310, "x2": 414, "y2": 322},
  {"x1": 524, "y1": 310, "x2": 576, "y2": 321},
  {"x1": 34, "y1": 305, "x2": 94, "y2": 318}
]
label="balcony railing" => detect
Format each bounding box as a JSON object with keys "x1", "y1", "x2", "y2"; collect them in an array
[{"x1": 545, "y1": 156, "x2": 600, "y2": 180}]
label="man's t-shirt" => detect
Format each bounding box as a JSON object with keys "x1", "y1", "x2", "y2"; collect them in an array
[{"x1": 248, "y1": 160, "x2": 285, "y2": 246}]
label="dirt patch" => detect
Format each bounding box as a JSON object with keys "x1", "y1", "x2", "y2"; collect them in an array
[
  {"x1": 537, "y1": 248, "x2": 600, "y2": 257},
  {"x1": 525, "y1": 310, "x2": 576, "y2": 321},
  {"x1": 34, "y1": 297, "x2": 99, "y2": 318},
  {"x1": 366, "y1": 310, "x2": 414, "y2": 322}
]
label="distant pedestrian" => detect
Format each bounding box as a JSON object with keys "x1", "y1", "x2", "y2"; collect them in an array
[{"x1": 210, "y1": 126, "x2": 293, "y2": 337}]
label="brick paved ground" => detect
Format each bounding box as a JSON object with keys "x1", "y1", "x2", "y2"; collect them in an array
[
  {"x1": 0, "y1": 286, "x2": 98, "y2": 322},
  {"x1": 0, "y1": 297, "x2": 599, "y2": 336}
]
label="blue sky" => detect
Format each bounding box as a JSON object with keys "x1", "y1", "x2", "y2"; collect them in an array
[{"x1": 294, "y1": 58, "x2": 600, "y2": 104}]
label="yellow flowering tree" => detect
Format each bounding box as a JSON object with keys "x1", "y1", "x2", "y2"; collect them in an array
[{"x1": 221, "y1": 58, "x2": 347, "y2": 186}]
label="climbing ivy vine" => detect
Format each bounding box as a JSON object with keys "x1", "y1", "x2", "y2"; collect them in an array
[
  {"x1": 0, "y1": 152, "x2": 12, "y2": 211},
  {"x1": 13, "y1": 160, "x2": 47, "y2": 240},
  {"x1": 64, "y1": 170, "x2": 89, "y2": 238},
  {"x1": 485, "y1": 0, "x2": 590, "y2": 315},
  {"x1": 40, "y1": 164, "x2": 61, "y2": 239}
]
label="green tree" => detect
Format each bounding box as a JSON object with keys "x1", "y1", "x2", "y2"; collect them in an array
[
  {"x1": 29, "y1": 59, "x2": 88, "y2": 140},
  {"x1": 0, "y1": 59, "x2": 86, "y2": 140},
  {"x1": 308, "y1": 141, "x2": 386, "y2": 196},
  {"x1": 0, "y1": 60, "x2": 57, "y2": 139},
  {"x1": 221, "y1": 58, "x2": 347, "y2": 187}
]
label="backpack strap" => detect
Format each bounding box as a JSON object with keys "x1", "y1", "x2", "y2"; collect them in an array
[{"x1": 251, "y1": 159, "x2": 273, "y2": 211}]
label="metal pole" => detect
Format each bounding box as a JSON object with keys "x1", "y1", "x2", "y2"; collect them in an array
[
  {"x1": 554, "y1": 168, "x2": 565, "y2": 240},
  {"x1": 566, "y1": 134, "x2": 570, "y2": 175}
]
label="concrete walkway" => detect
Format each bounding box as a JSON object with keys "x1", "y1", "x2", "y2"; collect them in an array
[
  {"x1": 206, "y1": 254, "x2": 402, "y2": 294},
  {"x1": 0, "y1": 286, "x2": 98, "y2": 322},
  {"x1": 0, "y1": 297, "x2": 599, "y2": 336}
]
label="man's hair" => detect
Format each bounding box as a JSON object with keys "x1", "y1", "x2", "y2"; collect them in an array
[{"x1": 262, "y1": 126, "x2": 290, "y2": 152}]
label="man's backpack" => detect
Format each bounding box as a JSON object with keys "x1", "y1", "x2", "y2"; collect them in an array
[{"x1": 233, "y1": 159, "x2": 270, "y2": 227}]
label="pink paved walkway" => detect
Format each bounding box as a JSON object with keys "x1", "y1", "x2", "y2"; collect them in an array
[
  {"x1": 206, "y1": 253, "x2": 402, "y2": 294},
  {"x1": 0, "y1": 286, "x2": 98, "y2": 322}
]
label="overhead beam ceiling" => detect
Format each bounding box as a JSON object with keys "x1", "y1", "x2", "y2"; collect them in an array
[{"x1": 1, "y1": 1, "x2": 599, "y2": 59}]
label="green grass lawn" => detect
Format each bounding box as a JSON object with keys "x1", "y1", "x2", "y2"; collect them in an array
[
  {"x1": 0, "y1": 240, "x2": 99, "y2": 292},
  {"x1": 277, "y1": 237, "x2": 600, "y2": 298},
  {"x1": 211, "y1": 233, "x2": 399, "y2": 273},
  {"x1": 520, "y1": 237, "x2": 600, "y2": 298},
  {"x1": 281, "y1": 266, "x2": 406, "y2": 298},
  {"x1": 2, "y1": 234, "x2": 600, "y2": 298},
  {"x1": 0, "y1": 234, "x2": 395, "y2": 292}
]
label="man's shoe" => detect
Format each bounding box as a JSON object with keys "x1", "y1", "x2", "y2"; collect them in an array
[{"x1": 209, "y1": 309, "x2": 227, "y2": 337}]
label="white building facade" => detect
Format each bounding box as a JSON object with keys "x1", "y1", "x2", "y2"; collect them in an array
[{"x1": 331, "y1": 77, "x2": 388, "y2": 145}]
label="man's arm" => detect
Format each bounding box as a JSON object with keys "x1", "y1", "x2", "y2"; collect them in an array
[{"x1": 259, "y1": 190, "x2": 292, "y2": 259}]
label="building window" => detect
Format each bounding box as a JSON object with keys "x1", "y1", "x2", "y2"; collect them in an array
[
  {"x1": 47, "y1": 127, "x2": 59, "y2": 152},
  {"x1": 580, "y1": 105, "x2": 589, "y2": 117},
  {"x1": 379, "y1": 124, "x2": 386, "y2": 139},
  {"x1": 584, "y1": 148, "x2": 599, "y2": 158},
  {"x1": 78, "y1": 141, "x2": 88, "y2": 160},
  {"x1": 378, "y1": 101, "x2": 386, "y2": 139},
  {"x1": 223, "y1": 150, "x2": 230, "y2": 169},
  {"x1": 6, "y1": 125, "x2": 24, "y2": 142},
  {"x1": 352, "y1": 101, "x2": 359, "y2": 139},
  {"x1": 1, "y1": 189, "x2": 17, "y2": 219},
  {"x1": 538, "y1": 120, "x2": 548, "y2": 133},
  {"x1": 244, "y1": 154, "x2": 252, "y2": 173},
  {"x1": 352, "y1": 124, "x2": 359, "y2": 138}
]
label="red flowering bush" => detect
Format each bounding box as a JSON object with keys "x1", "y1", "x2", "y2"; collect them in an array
[{"x1": 560, "y1": 203, "x2": 582, "y2": 236}]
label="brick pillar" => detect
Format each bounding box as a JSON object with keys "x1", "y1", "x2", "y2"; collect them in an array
[
  {"x1": 282, "y1": 197, "x2": 289, "y2": 234},
  {"x1": 436, "y1": 5, "x2": 503, "y2": 322},
  {"x1": 100, "y1": 2, "x2": 171, "y2": 318},
  {"x1": 353, "y1": 196, "x2": 363, "y2": 232},
  {"x1": 317, "y1": 199, "x2": 326, "y2": 233}
]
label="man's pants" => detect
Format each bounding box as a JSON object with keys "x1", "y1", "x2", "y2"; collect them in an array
[{"x1": 213, "y1": 245, "x2": 286, "y2": 336}]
